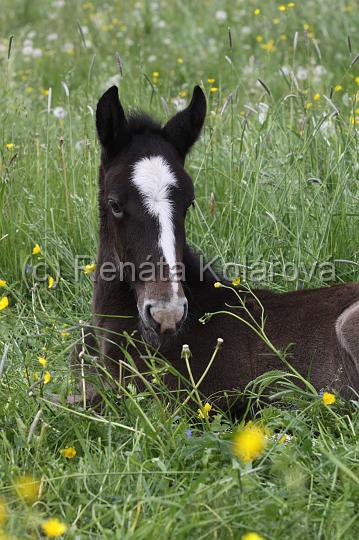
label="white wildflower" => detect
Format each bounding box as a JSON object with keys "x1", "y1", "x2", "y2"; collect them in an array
[
  {"x1": 296, "y1": 67, "x2": 308, "y2": 80},
  {"x1": 215, "y1": 10, "x2": 227, "y2": 22},
  {"x1": 172, "y1": 97, "x2": 187, "y2": 111},
  {"x1": 53, "y1": 106, "x2": 67, "y2": 119},
  {"x1": 47, "y1": 33, "x2": 59, "y2": 41},
  {"x1": 258, "y1": 102, "x2": 269, "y2": 125}
]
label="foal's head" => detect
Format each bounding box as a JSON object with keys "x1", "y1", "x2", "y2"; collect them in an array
[{"x1": 96, "y1": 85, "x2": 206, "y2": 343}]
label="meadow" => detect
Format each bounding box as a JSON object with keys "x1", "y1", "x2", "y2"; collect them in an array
[{"x1": 0, "y1": 0, "x2": 359, "y2": 538}]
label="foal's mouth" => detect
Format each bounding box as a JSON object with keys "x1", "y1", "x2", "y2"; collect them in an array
[{"x1": 137, "y1": 297, "x2": 188, "y2": 345}]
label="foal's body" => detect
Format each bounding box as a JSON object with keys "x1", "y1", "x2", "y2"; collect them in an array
[{"x1": 74, "y1": 85, "x2": 359, "y2": 406}]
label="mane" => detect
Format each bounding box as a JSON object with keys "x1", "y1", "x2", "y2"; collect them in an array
[{"x1": 126, "y1": 111, "x2": 162, "y2": 135}]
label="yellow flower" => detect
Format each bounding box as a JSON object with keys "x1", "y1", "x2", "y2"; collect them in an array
[
  {"x1": 38, "y1": 356, "x2": 47, "y2": 368},
  {"x1": 32, "y1": 243, "x2": 41, "y2": 255},
  {"x1": 287, "y1": 2, "x2": 296, "y2": 6},
  {"x1": 152, "y1": 71, "x2": 160, "y2": 78},
  {"x1": 40, "y1": 88, "x2": 49, "y2": 96},
  {"x1": 303, "y1": 22, "x2": 310, "y2": 31},
  {"x1": 177, "y1": 57, "x2": 183, "y2": 64},
  {"x1": 0, "y1": 279, "x2": 7, "y2": 287},
  {"x1": 197, "y1": 402, "x2": 212, "y2": 419},
  {"x1": 232, "y1": 277, "x2": 241, "y2": 286},
  {"x1": 41, "y1": 518, "x2": 67, "y2": 538},
  {"x1": 60, "y1": 330, "x2": 70, "y2": 337},
  {"x1": 334, "y1": 84, "x2": 343, "y2": 92},
  {"x1": 322, "y1": 391, "x2": 336, "y2": 405},
  {"x1": 179, "y1": 89, "x2": 188, "y2": 97},
  {"x1": 213, "y1": 282, "x2": 222, "y2": 288},
  {"x1": 48, "y1": 276, "x2": 55, "y2": 289},
  {"x1": 256, "y1": 35, "x2": 263, "y2": 43},
  {"x1": 305, "y1": 102, "x2": 313, "y2": 110},
  {"x1": 44, "y1": 371, "x2": 51, "y2": 384},
  {"x1": 0, "y1": 497, "x2": 7, "y2": 526},
  {"x1": 207, "y1": 78, "x2": 215, "y2": 84},
  {"x1": 14, "y1": 475, "x2": 40, "y2": 503},
  {"x1": 254, "y1": 8, "x2": 261, "y2": 15},
  {"x1": 314, "y1": 93, "x2": 321, "y2": 101},
  {"x1": 232, "y1": 423, "x2": 267, "y2": 463},
  {"x1": 0, "y1": 297, "x2": 9, "y2": 311},
  {"x1": 61, "y1": 446, "x2": 77, "y2": 459},
  {"x1": 5, "y1": 143, "x2": 15, "y2": 150},
  {"x1": 355, "y1": 76, "x2": 359, "y2": 85},
  {"x1": 272, "y1": 17, "x2": 280, "y2": 24},
  {"x1": 260, "y1": 39, "x2": 275, "y2": 53},
  {"x1": 210, "y1": 87, "x2": 218, "y2": 93},
  {"x1": 83, "y1": 263, "x2": 96, "y2": 274},
  {"x1": 278, "y1": 5, "x2": 286, "y2": 11},
  {"x1": 241, "y1": 533, "x2": 264, "y2": 540},
  {"x1": 280, "y1": 34, "x2": 288, "y2": 41}
]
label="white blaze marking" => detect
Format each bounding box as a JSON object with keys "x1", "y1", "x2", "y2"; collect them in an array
[{"x1": 131, "y1": 156, "x2": 179, "y2": 296}]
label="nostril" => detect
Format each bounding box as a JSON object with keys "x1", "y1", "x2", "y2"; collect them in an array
[{"x1": 144, "y1": 303, "x2": 153, "y2": 322}]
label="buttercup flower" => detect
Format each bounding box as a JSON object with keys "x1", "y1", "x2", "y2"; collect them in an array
[
  {"x1": 48, "y1": 276, "x2": 55, "y2": 289},
  {"x1": 41, "y1": 517, "x2": 67, "y2": 537},
  {"x1": 0, "y1": 279, "x2": 7, "y2": 287},
  {"x1": 232, "y1": 277, "x2": 241, "y2": 286},
  {"x1": 83, "y1": 263, "x2": 96, "y2": 274},
  {"x1": 5, "y1": 143, "x2": 15, "y2": 150},
  {"x1": 322, "y1": 391, "x2": 335, "y2": 405},
  {"x1": 44, "y1": 371, "x2": 51, "y2": 384},
  {"x1": 0, "y1": 297, "x2": 9, "y2": 311},
  {"x1": 14, "y1": 475, "x2": 40, "y2": 503},
  {"x1": 198, "y1": 402, "x2": 212, "y2": 419},
  {"x1": 314, "y1": 93, "x2": 321, "y2": 101},
  {"x1": 32, "y1": 244, "x2": 41, "y2": 255},
  {"x1": 334, "y1": 84, "x2": 343, "y2": 91},
  {"x1": 61, "y1": 446, "x2": 77, "y2": 459},
  {"x1": 241, "y1": 533, "x2": 264, "y2": 540},
  {"x1": 210, "y1": 87, "x2": 218, "y2": 93},
  {"x1": 214, "y1": 282, "x2": 222, "y2": 288},
  {"x1": 254, "y1": 8, "x2": 261, "y2": 15},
  {"x1": 232, "y1": 422, "x2": 267, "y2": 463},
  {"x1": 38, "y1": 356, "x2": 47, "y2": 368},
  {"x1": 207, "y1": 78, "x2": 215, "y2": 84}
]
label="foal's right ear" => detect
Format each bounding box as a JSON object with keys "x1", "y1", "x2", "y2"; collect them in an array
[{"x1": 96, "y1": 86, "x2": 128, "y2": 159}]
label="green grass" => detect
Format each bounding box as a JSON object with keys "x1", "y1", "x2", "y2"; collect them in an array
[{"x1": 1, "y1": 0, "x2": 359, "y2": 538}]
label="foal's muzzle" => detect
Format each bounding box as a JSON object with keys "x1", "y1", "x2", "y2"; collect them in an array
[{"x1": 142, "y1": 298, "x2": 188, "y2": 335}]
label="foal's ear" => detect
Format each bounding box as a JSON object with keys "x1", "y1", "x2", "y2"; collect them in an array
[
  {"x1": 96, "y1": 86, "x2": 128, "y2": 159},
  {"x1": 163, "y1": 85, "x2": 206, "y2": 159}
]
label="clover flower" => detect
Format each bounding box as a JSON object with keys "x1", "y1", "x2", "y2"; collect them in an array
[{"x1": 197, "y1": 402, "x2": 212, "y2": 419}]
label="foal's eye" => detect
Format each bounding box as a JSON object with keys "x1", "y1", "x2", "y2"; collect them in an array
[{"x1": 108, "y1": 199, "x2": 124, "y2": 219}]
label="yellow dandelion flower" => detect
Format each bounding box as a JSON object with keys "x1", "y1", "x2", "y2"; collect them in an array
[
  {"x1": 0, "y1": 297, "x2": 9, "y2": 311},
  {"x1": 5, "y1": 143, "x2": 15, "y2": 150},
  {"x1": 334, "y1": 84, "x2": 343, "y2": 91},
  {"x1": 177, "y1": 57, "x2": 183, "y2": 64},
  {"x1": 14, "y1": 475, "x2": 40, "y2": 503},
  {"x1": 207, "y1": 78, "x2": 215, "y2": 84},
  {"x1": 256, "y1": 35, "x2": 263, "y2": 43},
  {"x1": 83, "y1": 262, "x2": 96, "y2": 274},
  {"x1": 48, "y1": 276, "x2": 55, "y2": 289},
  {"x1": 287, "y1": 2, "x2": 296, "y2": 6},
  {"x1": 198, "y1": 402, "x2": 212, "y2": 419},
  {"x1": 254, "y1": 8, "x2": 261, "y2": 15},
  {"x1": 61, "y1": 446, "x2": 77, "y2": 459},
  {"x1": 314, "y1": 93, "x2": 321, "y2": 101},
  {"x1": 355, "y1": 76, "x2": 359, "y2": 85},
  {"x1": 210, "y1": 87, "x2": 219, "y2": 93},
  {"x1": 32, "y1": 243, "x2": 41, "y2": 255},
  {"x1": 213, "y1": 282, "x2": 222, "y2": 288},
  {"x1": 0, "y1": 497, "x2": 8, "y2": 526},
  {"x1": 322, "y1": 391, "x2": 336, "y2": 405},
  {"x1": 41, "y1": 518, "x2": 67, "y2": 538},
  {"x1": 278, "y1": 5, "x2": 286, "y2": 11},
  {"x1": 232, "y1": 277, "x2": 241, "y2": 286},
  {"x1": 44, "y1": 371, "x2": 51, "y2": 384},
  {"x1": 0, "y1": 279, "x2": 7, "y2": 287},
  {"x1": 38, "y1": 356, "x2": 47, "y2": 368},
  {"x1": 232, "y1": 423, "x2": 267, "y2": 463},
  {"x1": 241, "y1": 533, "x2": 264, "y2": 540}
]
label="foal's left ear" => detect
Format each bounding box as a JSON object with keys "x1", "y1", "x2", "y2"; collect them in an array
[{"x1": 162, "y1": 85, "x2": 206, "y2": 159}]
